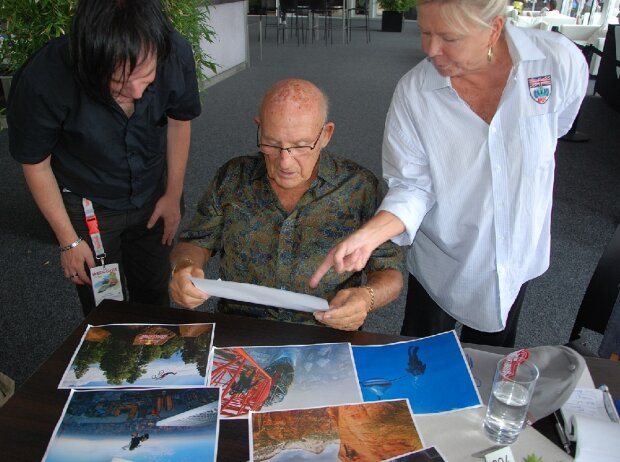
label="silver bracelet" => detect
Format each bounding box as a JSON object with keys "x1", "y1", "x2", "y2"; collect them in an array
[{"x1": 60, "y1": 237, "x2": 83, "y2": 252}]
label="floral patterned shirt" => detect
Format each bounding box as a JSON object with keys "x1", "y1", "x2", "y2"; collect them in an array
[{"x1": 180, "y1": 151, "x2": 403, "y2": 325}]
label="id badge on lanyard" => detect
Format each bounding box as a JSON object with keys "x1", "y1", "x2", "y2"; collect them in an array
[{"x1": 83, "y1": 198, "x2": 124, "y2": 306}]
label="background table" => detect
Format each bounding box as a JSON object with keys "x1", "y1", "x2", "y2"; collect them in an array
[{"x1": 1, "y1": 299, "x2": 619, "y2": 461}]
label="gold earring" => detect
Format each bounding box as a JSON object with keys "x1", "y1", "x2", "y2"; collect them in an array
[{"x1": 487, "y1": 47, "x2": 494, "y2": 62}]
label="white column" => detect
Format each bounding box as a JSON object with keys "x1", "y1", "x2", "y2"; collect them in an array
[{"x1": 601, "y1": 0, "x2": 620, "y2": 27}]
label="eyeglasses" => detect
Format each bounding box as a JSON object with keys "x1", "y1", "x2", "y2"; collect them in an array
[{"x1": 257, "y1": 124, "x2": 325, "y2": 157}]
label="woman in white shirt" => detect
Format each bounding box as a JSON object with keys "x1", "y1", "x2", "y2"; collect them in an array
[{"x1": 310, "y1": 0, "x2": 588, "y2": 347}]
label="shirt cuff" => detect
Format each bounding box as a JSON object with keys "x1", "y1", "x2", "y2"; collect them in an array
[{"x1": 378, "y1": 191, "x2": 428, "y2": 247}]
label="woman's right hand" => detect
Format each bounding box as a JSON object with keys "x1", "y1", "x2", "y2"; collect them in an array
[
  {"x1": 309, "y1": 228, "x2": 376, "y2": 289},
  {"x1": 309, "y1": 211, "x2": 406, "y2": 289}
]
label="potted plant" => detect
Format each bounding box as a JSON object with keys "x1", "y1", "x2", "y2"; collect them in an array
[
  {"x1": 0, "y1": 0, "x2": 216, "y2": 98},
  {"x1": 378, "y1": 0, "x2": 417, "y2": 32}
]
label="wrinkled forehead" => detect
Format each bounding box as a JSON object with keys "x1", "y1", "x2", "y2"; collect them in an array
[{"x1": 260, "y1": 81, "x2": 326, "y2": 121}]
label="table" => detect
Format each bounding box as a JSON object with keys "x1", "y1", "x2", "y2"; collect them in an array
[{"x1": 1, "y1": 299, "x2": 619, "y2": 461}]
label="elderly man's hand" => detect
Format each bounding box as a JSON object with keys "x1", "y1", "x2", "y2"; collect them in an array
[
  {"x1": 169, "y1": 265, "x2": 209, "y2": 309},
  {"x1": 314, "y1": 287, "x2": 372, "y2": 331}
]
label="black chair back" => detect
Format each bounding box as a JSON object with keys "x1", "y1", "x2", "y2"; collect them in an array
[
  {"x1": 310, "y1": 0, "x2": 328, "y2": 12},
  {"x1": 260, "y1": 0, "x2": 277, "y2": 13},
  {"x1": 326, "y1": 0, "x2": 344, "y2": 10},
  {"x1": 280, "y1": 0, "x2": 299, "y2": 13},
  {"x1": 355, "y1": 0, "x2": 369, "y2": 14},
  {"x1": 594, "y1": 24, "x2": 620, "y2": 111},
  {"x1": 570, "y1": 223, "x2": 620, "y2": 342}
]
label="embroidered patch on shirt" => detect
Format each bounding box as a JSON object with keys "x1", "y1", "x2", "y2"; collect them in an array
[{"x1": 528, "y1": 75, "x2": 552, "y2": 104}]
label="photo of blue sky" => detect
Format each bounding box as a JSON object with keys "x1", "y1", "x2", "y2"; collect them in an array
[
  {"x1": 43, "y1": 388, "x2": 220, "y2": 462},
  {"x1": 210, "y1": 343, "x2": 362, "y2": 417},
  {"x1": 59, "y1": 323, "x2": 214, "y2": 389},
  {"x1": 352, "y1": 331, "x2": 481, "y2": 414}
]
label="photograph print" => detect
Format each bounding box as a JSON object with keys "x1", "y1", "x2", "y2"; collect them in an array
[
  {"x1": 43, "y1": 387, "x2": 220, "y2": 462},
  {"x1": 249, "y1": 399, "x2": 423, "y2": 461},
  {"x1": 209, "y1": 343, "x2": 362, "y2": 418},
  {"x1": 59, "y1": 323, "x2": 215, "y2": 388},
  {"x1": 384, "y1": 446, "x2": 447, "y2": 461},
  {"x1": 352, "y1": 331, "x2": 482, "y2": 414}
]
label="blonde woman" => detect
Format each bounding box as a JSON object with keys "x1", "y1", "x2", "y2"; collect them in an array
[{"x1": 312, "y1": 0, "x2": 588, "y2": 347}]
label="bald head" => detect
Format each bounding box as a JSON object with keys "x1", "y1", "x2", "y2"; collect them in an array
[
  {"x1": 259, "y1": 79, "x2": 329, "y2": 124},
  {"x1": 255, "y1": 79, "x2": 335, "y2": 193}
]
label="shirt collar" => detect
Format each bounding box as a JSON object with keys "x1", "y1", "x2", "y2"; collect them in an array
[
  {"x1": 420, "y1": 23, "x2": 547, "y2": 92},
  {"x1": 503, "y1": 22, "x2": 546, "y2": 63},
  {"x1": 315, "y1": 150, "x2": 340, "y2": 187}
]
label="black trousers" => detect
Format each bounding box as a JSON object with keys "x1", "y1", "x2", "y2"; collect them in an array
[
  {"x1": 401, "y1": 273, "x2": 528, "y2": 347},
  {"x1": 63, "y1": 192, "x2": 172, "y2": 316}
]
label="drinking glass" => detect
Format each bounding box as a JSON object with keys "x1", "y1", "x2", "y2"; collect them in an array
[{"x1": 483, "y1": 356, "x2": 539, "y2": 445}]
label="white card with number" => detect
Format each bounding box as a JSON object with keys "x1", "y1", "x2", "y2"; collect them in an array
[
  {"x1": 90, "y1": 263, "x2": 124, "y2": 306},
  {"x1": 484, "y1": 446, "x2": 514, "y2": 462}
]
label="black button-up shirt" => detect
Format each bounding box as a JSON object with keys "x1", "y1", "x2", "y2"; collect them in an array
[{"x1": 8, "y1": 32, "x2": 201, "y2": 210}]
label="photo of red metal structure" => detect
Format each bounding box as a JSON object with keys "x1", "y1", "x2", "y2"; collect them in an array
[{"x1": 210, "y1": 347, "x2": 272, "y2": 417}]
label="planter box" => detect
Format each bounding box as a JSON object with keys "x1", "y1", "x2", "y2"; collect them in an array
[
  {"x1": 0, "y1": 75, "x2": 11, "y2": 131},
  {"x1": 381, "y1": 11, "x2": 403, "y2": 32},
  {"x1": 1, "y1": 75, "x2": 11, "y2": 103},
  {"x1": 404, "y1": 7, "x2": 417, "y2": 20}
]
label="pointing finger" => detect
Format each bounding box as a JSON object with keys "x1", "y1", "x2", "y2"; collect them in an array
[{"x1": 309, "y1": 253, "x2": 335, "y2": 288}]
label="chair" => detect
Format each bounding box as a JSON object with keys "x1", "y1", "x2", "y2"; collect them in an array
[
  {"x1": 297, "y1": 0, "x2": 312, "y2": 42},
  {"x1": 258, "y1": 0, "x2": 279, "y2": 41},
  {"x1": 558, "y1": 24, "x2": 601, "y2": 45},
  {"x1": 567, "y1": 224, "x2": 620, "y2": 358},
  {"x1": 347, "y1": 0, "x2": 371, "y2": 43},
  {"x1": 310, "y1": 0, "x2": 333, "y2": 45},
  {"x1": 593, "y1": 25, "x2": 620, "y2": 112},
  {"x1": 278, "y1": 0, "x2": 306, "y2": 45},
  {"x1": 326, "y1": 0, "x2": 346, "y2": 31},
  {"x1": 555, "y1": 26, "x2": 602, "y2": 142}
]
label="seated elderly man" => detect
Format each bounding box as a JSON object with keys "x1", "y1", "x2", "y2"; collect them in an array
[{"x1": 169, "y1": 79, "x2": 403, "y2": 331}]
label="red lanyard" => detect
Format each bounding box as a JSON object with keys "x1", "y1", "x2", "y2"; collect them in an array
[{"x1": 82, "y1": 198, "x2": 106, "y2": 265}]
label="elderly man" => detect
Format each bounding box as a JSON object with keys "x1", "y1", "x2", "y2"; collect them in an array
[{"x1": 169, "y1": 79, "x2": 403, "y2": 331}]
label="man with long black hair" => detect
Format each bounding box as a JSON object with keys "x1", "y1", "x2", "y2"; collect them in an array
[{"x1": 8, "y1": 0, "x2": 201, "y2": 315}]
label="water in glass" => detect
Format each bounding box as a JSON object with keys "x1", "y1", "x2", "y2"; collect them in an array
[{"x1": 483, "y1": 380, "x2": 530, "y2": 444}]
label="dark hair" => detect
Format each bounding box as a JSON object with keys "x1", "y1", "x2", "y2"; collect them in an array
[
  {"x1": 549, "y1": 0, "x2": 557, "y2": 11},
  {"x1": 70, "y1": 0, "x2": 173, "y2": 102}
]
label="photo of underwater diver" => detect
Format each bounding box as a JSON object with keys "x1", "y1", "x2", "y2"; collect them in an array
[{"x1": 353, "y1": 332, "x2": 481, "y2": 413}]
